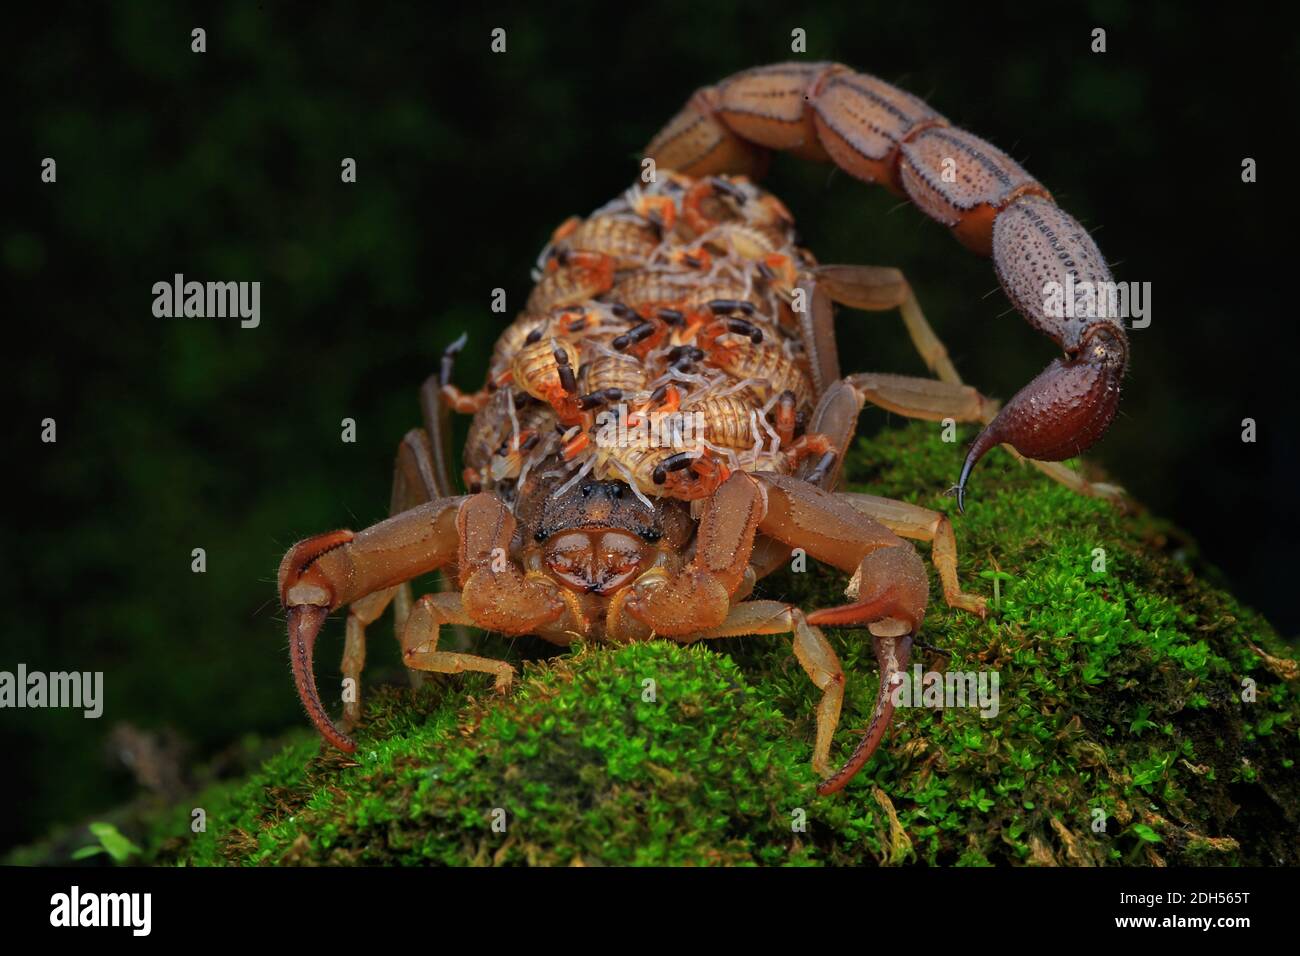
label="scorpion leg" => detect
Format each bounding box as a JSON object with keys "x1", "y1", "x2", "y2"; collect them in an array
[
  {"x1": 838, "y1": 492, "x2": 986, "y2": 617},
  {"x1": 788, "y1": 374, "x2": 984, "y2": 492},
  {"x1": 753, "y1": 472, "x2": 930, "y2": 793},
  {"x1": 420, "y1": 371, "x2": 477, "y2": 653},
  {"x1": 746, "y1": 535, "x2": 796, "y2": 582},
  {"x1": 768, "y1": 380, "x2": 987, "y2": 617},
  {"x1": 339, "y1": 590, "x2": 390, "y2": 729},
  {"x1": 419, "y1": 374, "x2": 459, "y2": 499},
  {"x1": 400, "y1": 591, "x2": 516, "y2": 693},
  {"x1": 846, "y1": 372, "x2": 994, "y2": 424},
  {"x1": 336, "y1": 429, "x2": 445, "y2": 728},
  {"x1": 684, "y1": 600, "x2": 844, "y2": 776},
  {"x1": 797, "y1": 266, "x2": 961, "y2": 390}
]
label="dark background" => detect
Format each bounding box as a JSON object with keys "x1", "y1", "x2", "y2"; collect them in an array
[{"x1": 3, "y1": 0, "x2": 1295, "y2": 852}]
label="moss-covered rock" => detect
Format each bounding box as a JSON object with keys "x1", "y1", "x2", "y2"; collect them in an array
[{"x1": 23, "y1": 422, "x2": 1300, "y2": 866}]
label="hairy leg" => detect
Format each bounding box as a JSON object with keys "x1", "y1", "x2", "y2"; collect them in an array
[
  {"x1": 839, "y1": 492, "x2": 986, "y2": 616},
  {"x1": 338, "y1": 429, "x2": 443, "y2": 727},
  {"x1": 684, "y1": 600, "x2": 844, "y2": 775},
  {"x1": 400, "y1": 591, "x2": 516, "y2": 691}
]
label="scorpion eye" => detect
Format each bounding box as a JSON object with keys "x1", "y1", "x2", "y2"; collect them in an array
[
  {"x1": 534, "y1": 528, "x2": 550, "y2": 542},
  {"x1": 640, "y1": 528, "x2": 662, "y2": 543}
]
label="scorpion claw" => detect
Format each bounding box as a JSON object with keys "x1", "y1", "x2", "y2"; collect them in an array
[
  {"x1": 287, "y1": 604, "x2": 357, "y2": 753},
  {"x1": 816, "y1": 632, "x2": 914, "y2": 795}
]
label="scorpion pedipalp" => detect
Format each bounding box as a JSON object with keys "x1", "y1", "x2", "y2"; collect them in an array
[
  {"x1": 279, "y1": 530, "x2": 360, "y2": 752},
  {"x1": 278, "y1": 499, "x2": 469, "y2": 753},
  {"x1": 814, "y1": 633, "x2": 913, "y2": 795},
  {"x1": 287, "y1": 603, "x2": 356, "y2": 753}
]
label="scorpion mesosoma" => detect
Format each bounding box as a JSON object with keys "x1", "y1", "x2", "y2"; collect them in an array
[{"x1": 279, "y1": 62, "x2": 1127, "y2": 794}]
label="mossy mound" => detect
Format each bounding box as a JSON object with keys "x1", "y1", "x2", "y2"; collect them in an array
[
  {"x1": 149, "y1": 644, "x2": 820, "y2": 866},
  {"x1": 119, "y1": 423, "x2": 1300, "y2": 864}
]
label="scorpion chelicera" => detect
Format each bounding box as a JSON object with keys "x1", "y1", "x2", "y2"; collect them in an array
[{"x1": 279, "y1": 62, "x2": 1127, "y2": 794}]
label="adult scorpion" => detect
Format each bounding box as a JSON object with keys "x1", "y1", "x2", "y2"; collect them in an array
[{"x1": 279, "y1": 62, "x2": 1127, "y2": 794}]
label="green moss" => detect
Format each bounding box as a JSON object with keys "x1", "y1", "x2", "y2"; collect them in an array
[
  {"x1": 147, "y1": 644, "x2": 821, "y2": 866},
  {"x1": 38, "y1": 422, "x2": 1300, "y2": 865}
]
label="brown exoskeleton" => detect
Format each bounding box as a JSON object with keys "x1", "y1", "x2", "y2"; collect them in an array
[{"x1": 279, "y1": 62, "x2": 1127, "y2": 794}]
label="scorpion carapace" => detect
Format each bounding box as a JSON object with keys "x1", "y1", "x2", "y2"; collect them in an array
[{"x1": 279, "y1": 62, "x2": 1128, "y2": 795}]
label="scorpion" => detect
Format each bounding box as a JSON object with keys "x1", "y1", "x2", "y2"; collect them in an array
[{"x1": 278, "y1": 62, "x2": 1127, "y2": 794}]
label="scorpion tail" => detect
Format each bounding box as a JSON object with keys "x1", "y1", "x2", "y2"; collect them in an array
[
  {"x1": 816, "y1": 632, "x2": 913, "y2": 795},
  {"x1": 287, "y1": 604, "x2": 357, "y2": 753},
  {"x1": 954, "y1": 199, "x2": 1130, "y2": 510},
  {"x1": 955, "y1": 326, "x2": 1127, "y2": 512},
  {"x1": 647, "y1": 64, "x2": 1131, "y2": 512}
]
